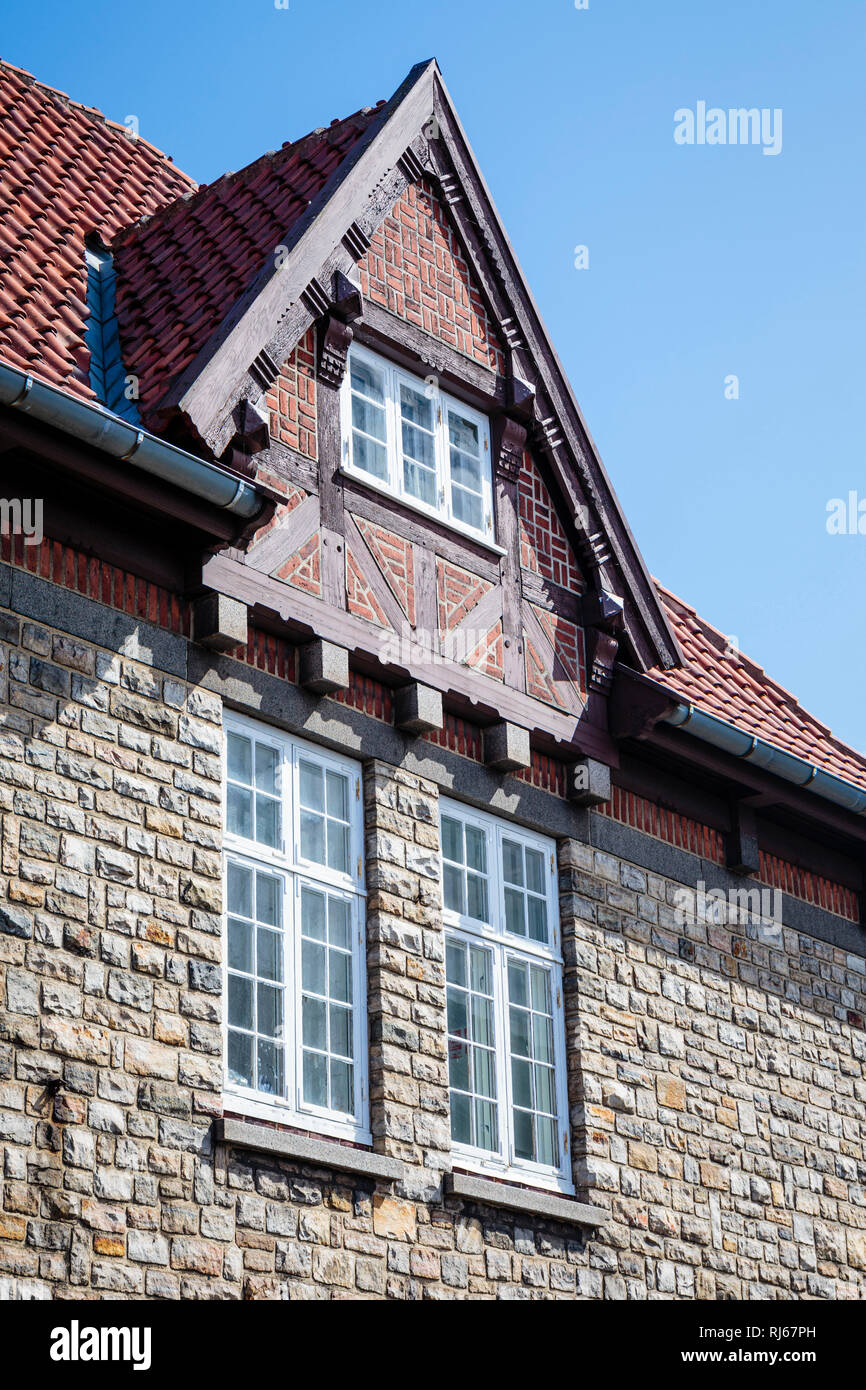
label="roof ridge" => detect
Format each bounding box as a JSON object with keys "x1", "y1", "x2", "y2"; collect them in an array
[
  {"x1": 111, "y1": 99, "x2": 387, "y2": 251},
  {"x1": 655, "y1": 577, "x2": 866, "y2": 765},
  {"x1": 0, "y1": 56, "x2": 197, "y2": 188}
]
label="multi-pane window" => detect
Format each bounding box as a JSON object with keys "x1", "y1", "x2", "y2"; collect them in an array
[
  {"x1": 341, "y1": 344, "x2": 493, "y2": 542},
  {"x1": 441, "y1": 799, "x2": 571, "y2": 1191},
  {"x1": 223, "y1": 714, "x2": 367, "y2": 1142}
]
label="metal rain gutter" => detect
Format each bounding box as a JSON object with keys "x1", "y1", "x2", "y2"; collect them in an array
[
  {"x1": 0, "y1": 359, "x2": 263, "y2": 521},
  {"x1": 661, "y1": 701, "x2": 866, "y2": 817}
]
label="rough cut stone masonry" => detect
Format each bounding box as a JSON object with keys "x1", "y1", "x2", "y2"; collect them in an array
[{"x1": 1, "y1": 600, "x2": 865, "y2": 1300}]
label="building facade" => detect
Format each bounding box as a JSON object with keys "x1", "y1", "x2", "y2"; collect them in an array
[{"x1": 1, "y1": 58, "x2": 865, "y2": 1301}]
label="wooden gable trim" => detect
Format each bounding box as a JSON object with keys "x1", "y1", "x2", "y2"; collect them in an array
[{"x1": 164, "y1": 62, "x2": 439, "y2": 453}]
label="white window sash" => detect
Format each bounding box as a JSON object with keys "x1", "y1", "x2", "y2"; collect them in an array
[
  {"x1": 222, "y1": 713, "x2": 368, "y2": 1143},
  {"x1": 441, "y1": 798, "x2": 571, "y2": 1191},
  {"x1": 341, "y1": 343, "x2": 493, "y2": 542}
]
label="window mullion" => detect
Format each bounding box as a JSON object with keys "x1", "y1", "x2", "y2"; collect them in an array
[
  {"x1": 387, "y1": 362, "x2": 400, "y2": 497},
  {"x1": 493, "y1": 940, "x2": 513, "y2": 1167}
]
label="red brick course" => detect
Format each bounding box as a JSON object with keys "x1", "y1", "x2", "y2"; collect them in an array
[
  {"x1": 355, "y1": 518, "x2": 415, "y2": 624},
  {"x1": 266, "y1": 329, "x2": 317, "y2": 460},
  {"x1": 519, "y1": 453, "x2": 583, "y2": 593}
]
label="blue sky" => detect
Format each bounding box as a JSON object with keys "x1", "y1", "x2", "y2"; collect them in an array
[{"x1": 5, "y1": 0, "x2": 865, "y2": 749}]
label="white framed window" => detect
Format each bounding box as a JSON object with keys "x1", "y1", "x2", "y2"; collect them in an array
[
  {"x1": 340, "y1": 343, "x2": 494, "y2": 542},
  {"x1": 222, "y1": 712, "x2": 368, "y2": 1143},
  {"x1": 440, "y1": 799, "x2": 572, "y2": 1193}
]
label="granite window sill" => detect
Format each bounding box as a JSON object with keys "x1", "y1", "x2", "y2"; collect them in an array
[
  {"x1": 216, "y1": 1117, "x2": 403, "y2": 1183},
  {"x1": 445, "y1": 1171, "x2": 606, "y2": 1227}
]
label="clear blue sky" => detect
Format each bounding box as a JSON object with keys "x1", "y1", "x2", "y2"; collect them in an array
[{"x1": 5, "y1": 0, "x2": 865, "y2": 750}]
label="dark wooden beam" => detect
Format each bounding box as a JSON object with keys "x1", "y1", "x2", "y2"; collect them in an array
[{"x1": 725, "y1": 800, "x2": 760, "y2": 876}]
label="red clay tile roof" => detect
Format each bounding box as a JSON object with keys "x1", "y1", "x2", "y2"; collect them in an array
[
  {"x1": 0, "y1": 59, "x2": 194, "y2": 400},
  {"x1": 111, "y1": 104, "x2": 384, "y2": 426},
  {"x1": 655, "y1": 584, "x2": 866, "y2": 790}
]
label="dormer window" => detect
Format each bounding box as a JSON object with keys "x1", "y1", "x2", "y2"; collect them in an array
[{"x1": 341, "y1": 344, "x2": 494, "y2": 542}]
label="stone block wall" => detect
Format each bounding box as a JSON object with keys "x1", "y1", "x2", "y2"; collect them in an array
[{"x1": 1, "y1": 598, "x2": 865, "y2": 1299}]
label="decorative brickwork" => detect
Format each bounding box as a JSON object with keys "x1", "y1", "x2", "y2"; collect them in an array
[
  {"x1": 274, "y1": 533, "x2": 321, "y2": 597},
  {"x1": 265, "y1": 328, "x2": 317, "y2": 459},
  {"x1": 436, "y1": 559, "x2": 491, "y2": 637},
  {"x1": 519, "y1": 453, "x2": 583, "y2": 593},
  {"x1": 535, "y1": 607, "x2": 585, "y2": 696},
  {"x1": 464, "y1": 620, "x2": 504, "y2": 682},
  {"x1": 358, "y1": 180, "x2": 505, "y2": 374},
  {"x1": 346, "y1": 548, "x2": 389, "y2": 628},
  {"x1": 354, "y1": 518, "x2": 415, "y2": 625}
]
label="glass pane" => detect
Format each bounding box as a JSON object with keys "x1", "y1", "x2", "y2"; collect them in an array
[
  {"x1": 330, "y1": 1060, "x2": 353, "y2": 1115},
  {"x1": 302, "y1": 996, "x2": 327, "y2": 1050},
  {"x1": 255, "y1": 873, "x2": 279, "y2": 926},
  {"x1": 473, "y1": 1046, "x2": 496, "y2": 1100},
  {"x1": 330, "y1": 1004, "x2": 352, "y2": 1059},
  {"x1": 299, "y1": 760, "x2": 323, "y2": 811},
  {"x1": 325, "y1": 769, "x2": 349, "y2": 821},
  {"x1": 510, "y1": 1007, "x2": 531, "y2": 1058},
  {"x1": 447, "y1": 989, "x2": 468, "y2": 1039},
  {"x1": 228, "y1": 1030, "x2": 253, "y2": 1088},
  {"x1": 530, "y1": 965, "x2": 551, "y2": 1014},
  {"x1": 228, "y1": 919, "x2": 253, "y2": 974},
  {"x1": 527, "y1": 896, "x2": 547, "y2": 943},
  {"x1": 302, "y1": 940, "x2": 327, "y2": 996},
  {"x1": 445, "y1": 939, "x2": 466, "y2": 987},
  {"x1": 402, "y1": 421, "x2": 435, "y2": 467},
  {"x1": 449, "y1": 412, "x2": 479, "y2": 456},
  {"x1": 471, "y1": 994, "x2": 494, "y2": 1048},
  {"x1": 256, "y1": 928, "x2": 281, "y2": 982},
  {"x1": 465, "y1": 825, "x2": 486, "y2": 873},
  {"x1": 301, "y1": 887, "x2": 326, "y2": 941},
  {"x1": 351, "y1": 358, "x2": 385, "y2": 406},
  {"x1": 526, "y1": 848, "x2": 545, "y2": 895},
  {"x1": 452, "y1": 486, "x2": 483, "y2": 532},
  {"x1": 329, "y1": 948, "x2": 351, "y2": 1004},
  {"x1": 466, "y1": 873, "x2": 489, "y2": 923},
  {"x1": 504, "y1": 886, "x2": 525, "y2": 936},
  {"x1": 227, "y1": 785, "x2": 251, "y2": 839},
  {"x1": 228, "y1": 975, "x2": 253, "y2": 1031},
  {"x1": 227, "y1": 862, "x2": 252, "y2": 918},
  {"x1": 450, "y1": 449, "x2": 482, "y2": 491},
  {"x1": 400, "y1": 382, "x2": 434, "y2": 431},
  {"x1": 502, "y1": 839, "x2": 523, "y2": 885},
  {"x1": 535, "y1": 1115, "x2": 557, "y2": 1167},
  {"x1": 328, "y1": 898, "x2": 350, "y2": 950},
  {"x1": 441, "y1": 816, "x2": 463, "y2": 864},
  {"x1": 508, "y1": 959, "x2": 528, "y2": 1007},
  {"x1": 404, "y1": 458, "x2": 436, "y2": 507},
  {"x1": 514, "y1": 1108, "x2": 534, "y2": 1160},
  {"x1": 300, "y1": 810, "x2": 325, "y2": 864},
  {"x1": 469, "y1": 945, "x2": 490, "y2": 995},
  {"x1": 255, "y1": 794, "x2": 279, "y2": 848},
  {"x1": 326, "y1": 819, "x2": 349, "y2": 873},
  {"x1": 303, "y1": 1050, "x2": 328, "y2": 1108},
  {"x1": 257, "y1": 1040, "x2": 283, "y2": 1096},
  {"x1": 227, "y1": 733, "x2": 251, "y2": 785},
  {"x1": 351, "y1": 393, "x2": 387, "y2": 441},
  {"x1": 451, "y1": 1090, "x2": 471, "y2": 1144},
  {"x1": 535, "y1": 1063, "x2": 555, "y2": 1115},
  {"x1": 533, "y1": 1014, "x2": 554, "y2": 1065},
  {"x1": 448, "y1": 1039, "x2": 470, "y2": 1091},
  {"x1": 353, "y1": 433, "x2": 388, "y2": 480},
  {"x1": 475, "y1": 1099, "x2": 497, "y2": 1151},
  {"x1": 512, "y1": 1056, "x2": 533, "y2": 1109},
  {"x1": 257, "y1": 983, "x2": 282, "y2": 1038},
  {"x1": 254, "y1": 743, "x2": 278, "y2": 794},
  {"x1": 443, "y1": 863, "x2": 464, "y2": 915}
]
